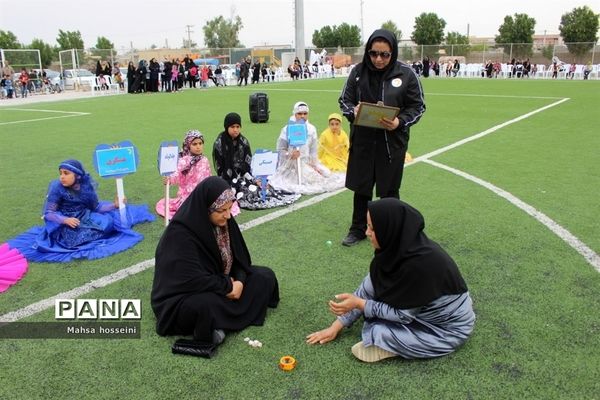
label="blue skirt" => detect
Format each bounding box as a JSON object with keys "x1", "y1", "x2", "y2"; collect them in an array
[{"x1": 8, "y1": 204, "x2": 155, "y2": 263}]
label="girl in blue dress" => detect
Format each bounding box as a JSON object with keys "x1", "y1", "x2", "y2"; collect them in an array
[{"x1": 8, "y1": 159, "x2": 154, "y2": 262}]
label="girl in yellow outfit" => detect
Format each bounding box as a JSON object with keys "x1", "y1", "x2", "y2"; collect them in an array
[{"x1": 318, "y1": 113, "x2": 350, "y2": 172}]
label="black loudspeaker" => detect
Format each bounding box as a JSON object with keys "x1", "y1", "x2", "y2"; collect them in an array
[{"x1": 249, "y1": 92, "x2": 269, "y2": 123}]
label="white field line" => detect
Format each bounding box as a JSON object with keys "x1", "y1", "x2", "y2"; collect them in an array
[
  {"x1": 423, "y1": 159, "x2": 600, "y2": 273},
  {"x1": 2, "y1": 94, "x2": 593, "y2": 323},
  {"x1": 0, "y1": 108, "x2": 90, "y2": 126},
  {"x1": 236, "y1": 87, "x2": 565, "y2": 101},
  {"x1": 410, "y1": 97, "x2": 570, "y2": 163},
  {"x1": 0, "y1": 189, "x2": 345, "y2": 323}
]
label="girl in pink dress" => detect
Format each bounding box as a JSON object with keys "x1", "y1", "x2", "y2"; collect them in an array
[{"x1": 156, "y1": 130, "x2": 213, "y2": 219}]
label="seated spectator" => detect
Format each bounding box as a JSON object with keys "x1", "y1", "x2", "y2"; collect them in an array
[
  {"x1": 287, "y1": 64, "x2": 299, "y2": 80},
  {"x1": 583, "y1": 62, "x2": 592, "y2": 80},
  {"x1": 156, "y1": 130, "x2": 221, "y2": 219},
  {"x1": 452, "y1": 59, "x2": 460, "y2": 77},
  {"x1": 566, "y1": 63, "x2": 576, "y2": 79},
  {"x1": 214, "y1": 65, "x2": 226, "y2": 86},
  {"x1": 1, "y1": 74, "x2": 14, "y2": 99},
  {"x1": 8, "y1": 159, "x2": 155, "y2": 262},
  {"x1": 212, "y1": 112, "x2": 299, "y2": 210},
  {"x1": 151, "y1": 177, "x2": 280, "y2": 351},
  {"x1": 269, "y1": 101, "x2": 345, "y2": 194},
  {"x1": 318, "y1": 113, "x2": 349, "y2": 172}
]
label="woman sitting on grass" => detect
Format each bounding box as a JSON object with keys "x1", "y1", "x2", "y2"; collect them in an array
[
  {"x1": 151, "y1": 177, "x2": 279, "y2": 352},
  {"x1": 8, "y1": 159, "x2": 154, "y2": 262},
  {"x1": 307, "y1": 198, "x2": 475, "y2": 362}
]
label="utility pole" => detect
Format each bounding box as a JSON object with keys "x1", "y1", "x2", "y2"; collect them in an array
[
  {"x1": 185, "y1": 25, "x2": 194, "y2": 53},
  {"x1": 360, "y1": 0, "x2": 364, "y2": 44},
  {"x1": 294, "y1": 0, "x2": 305, "y2": 62}
]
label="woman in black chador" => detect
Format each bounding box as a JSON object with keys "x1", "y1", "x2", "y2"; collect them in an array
[{"x1": 151, "y1": 177, "x2": 279, "y2": 348}]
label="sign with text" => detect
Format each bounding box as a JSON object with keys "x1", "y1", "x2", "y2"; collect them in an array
[
  {"x1": 157, "y1": 141, "x2": 178, "y2": 176},
  {"x1": 251, "y1": 149, "x2": 278, "y2": 177},
  {"x1": 93, "y1": 141, "x2": 138, "y2": 178},
  {"x1": 55, "y1": 299, "x2": 142, "y2": 320},
  {"x1": 0, "y1": 322, "x2": 141, "y2": 339},
  {"x1": 287, "y1": 122, "x2": 308, "y2": 147}
]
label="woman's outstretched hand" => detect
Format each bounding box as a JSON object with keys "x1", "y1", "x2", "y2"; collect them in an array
[{"x1": 306, "y1": 319, "x2": 344, "y2": 345}]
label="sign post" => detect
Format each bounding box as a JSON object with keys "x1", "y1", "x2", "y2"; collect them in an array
[{"x1": 93, "y1": 141, "x2": 139, "y2": 227}]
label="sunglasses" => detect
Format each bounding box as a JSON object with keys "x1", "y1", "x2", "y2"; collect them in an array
[{"x1": 368, "y1": 50, "x2": 392, "y2": 59}]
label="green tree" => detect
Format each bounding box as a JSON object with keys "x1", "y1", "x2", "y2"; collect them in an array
[
  {"x1": 442, "y1": 31, "x2": 471, "y2": 57},
  {"x1": 203, "y1": 15, "x2": 244, "y2": 48},
  {"x1": 381, "y1": 21, "x2": 402, "y2": 41},
  {"x1": 336, "y1": 23, "x2": 361, "y2": 47},
  {"x1": 0, "y1": 30, "x2": 21, "y2": 49},
  {"x1": 56, "y1": 30, "x2": 84, "y2": 50},
  {"x1": 94, "y1": 36, "x2": 114, "y2": 50},
  {"x1": 495, "y1": 13, "x2": 536, "y2": 58},
  {"x1": 312, "y1": 26, "x2": 337, "y2": 48},
  {"x1": 312, "y1": 24, "x2": 361, "y2": 48},
  {"x1": 411, "y1": 13, "x2": 446, "y2": 45},
  {"x1": 28, "y1": 39, "x2": 57, "y2": 68},
  {"x1": 90, "y1": 36, "x2": 114, "y2": 57},
  {"x1": 445, "y1": 31, "x2": 469, "y2": 45},
  {"x1": 559, "y1": 6, "x2": 599, "y2": 61}
]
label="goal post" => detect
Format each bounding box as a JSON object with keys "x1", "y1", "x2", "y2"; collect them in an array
[{"x1": 0, "y1": 48, "x2": 41, "y2": 72}]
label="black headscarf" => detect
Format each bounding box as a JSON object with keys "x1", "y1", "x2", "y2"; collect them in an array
[
  {"x1": 220, "y1": 113, "x2": 241, "y2": 173},
  {"x1": 213, "y1": 113, "x2": 251, "y2": 181},
  {"x1": 224, "y1": 112, "x2": 242, "y2": 130},
  {"x1": 359, "y1": 29, "x2": 399, "y2": 104},
  {"x1": 151, "y1": 176, "x2": 251, "y2": 334},
  {"x1": 368, "y1": 198, "x2": 468, "y2": 309}
]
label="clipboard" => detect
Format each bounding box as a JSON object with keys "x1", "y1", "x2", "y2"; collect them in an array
[{"x1": 354, "y1": 102, "x2": 400, "y2": 129}]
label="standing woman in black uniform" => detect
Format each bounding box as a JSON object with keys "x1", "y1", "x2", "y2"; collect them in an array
[{"x1": 338, "y1": 29, "x2": 426, "y2": 246}]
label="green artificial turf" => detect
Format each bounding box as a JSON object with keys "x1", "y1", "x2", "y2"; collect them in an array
[{"x1": 1, "y1": 77, "x2": 599, "y2": 399}]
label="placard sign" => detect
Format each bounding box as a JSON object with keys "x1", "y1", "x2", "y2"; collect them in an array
[
  {"x1": 251, "y1": 149, "x2": 278, "y2": 177},
  {"x1": 92, "y1": 140, "x2": 139, "y2": 226},
  {"x1": 287, "y1": 122, "x2": 308, "y2": 147},
  {"x1": 94, "y1": 143, "x2": 138, "y2": 178},
  {"x1": 157, "y1": 141, "x2": 178, "y2": 176},
  {"x1": 251, "y1": 149, "x2": 278, "y2": 201}
]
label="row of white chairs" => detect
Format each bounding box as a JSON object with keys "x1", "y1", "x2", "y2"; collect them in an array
[
  {"x1": 438, "y1": 63, "x2": 599, "y2": 79},
  {"x1": 91, "y1": 76, "x2": 121, "y2": 95}
]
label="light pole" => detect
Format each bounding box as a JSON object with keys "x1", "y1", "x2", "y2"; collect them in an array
[{"x1": 360, "y1": 0, "x2": 364, "y2": 44}]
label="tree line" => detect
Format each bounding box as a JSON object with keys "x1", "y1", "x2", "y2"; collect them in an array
[{"x1": 1, "y1": 6, "x2": 597, "y2": 67}]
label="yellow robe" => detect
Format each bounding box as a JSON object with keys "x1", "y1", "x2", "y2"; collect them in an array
[{"x1": 318, "y1": 128, "x2": 349, "y2": 172}]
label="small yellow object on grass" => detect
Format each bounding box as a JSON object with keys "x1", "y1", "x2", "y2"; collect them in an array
[{"x1": 279, "y1": 355, "x2": 297, "y2": 371}]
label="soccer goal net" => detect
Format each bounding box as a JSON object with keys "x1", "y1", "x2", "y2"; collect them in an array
[{"x1": 0, "y1": 49, "x2": 41, "y2": 72}]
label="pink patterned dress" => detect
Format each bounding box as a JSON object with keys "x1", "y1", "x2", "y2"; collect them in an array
[{"x1": 156, "y1": 155, "x2": 212, "y2": 218}]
